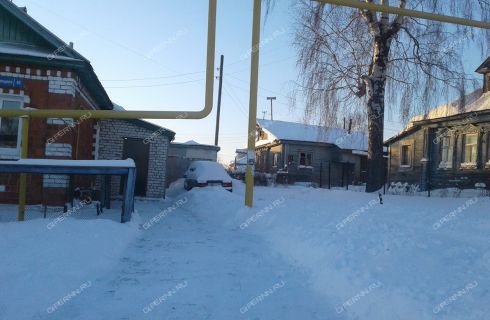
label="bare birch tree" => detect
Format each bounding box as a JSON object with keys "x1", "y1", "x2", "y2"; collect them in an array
[{"x1": 266, "y1": 0, "x2": 489, "y2": 192}]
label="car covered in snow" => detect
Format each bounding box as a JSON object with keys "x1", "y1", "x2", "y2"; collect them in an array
[{"x1": 184, "y1": 161, "x2": 233, "y2": 192}]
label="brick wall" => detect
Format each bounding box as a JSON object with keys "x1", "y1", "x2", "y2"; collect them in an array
[
  {"x1": 98, "y1": 120, "x2": 170, "y2": 198},
  {"x1": 0, "y1": 63, "x2": 98, "y2": 206}
]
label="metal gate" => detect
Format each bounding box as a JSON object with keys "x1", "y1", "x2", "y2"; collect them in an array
[{"x1": 319, "y1": 161, "x2": 355, "y2": 189}]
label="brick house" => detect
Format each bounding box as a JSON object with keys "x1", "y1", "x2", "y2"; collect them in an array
[
  {"x1": 0, "y1": 1, "x2": 174, "y2": 205},
  {"x1": 98, "y1": 113, "x2": 175, "y2": 198}
]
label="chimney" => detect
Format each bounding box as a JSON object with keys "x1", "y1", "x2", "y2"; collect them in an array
[
  {"x1": 69, "y1": 42, "x2": 74, "y2": 49},
  {"x1": 475, "y1": 57, "x2": 490, "y2": 94}
]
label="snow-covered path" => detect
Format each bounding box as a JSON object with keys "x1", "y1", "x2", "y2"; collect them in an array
[
  {"x1": 2, "y1": 181, "x2": 490, "y2": 320},
  {"x1": 51, "y1": 193, "x2": 333, "y2": 320}
]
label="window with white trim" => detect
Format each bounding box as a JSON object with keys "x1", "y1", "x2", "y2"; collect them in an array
[
  {"x1": 0, "y1": 97, "x2": 23, "y2": 158},
  {"x1": 400, "y1": 144, "x2": 412, "y2": 167},
  {"x1": 439, "y1": 135, "x2": 453, "y2": 168},
  {"x1": 299, "y1": 152, "x2": 312, "y2": 166},
  {"x1": 273, "y1": 153, "x2": 279, "y2": 167},
  {"x1": 486, "y1": 132, "x2": 490, "y2": 165},
  {"x1": 462, "y1": 133, "x2": 478, "y2": 165}
]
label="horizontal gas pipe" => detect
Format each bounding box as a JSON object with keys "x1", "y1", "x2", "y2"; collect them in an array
[
  {"x1": 317, "y1": 0, "x2": 490, "y2": 29},
  {"x1": 0, "y1": 0, "x2": 217, "y2": 120}
]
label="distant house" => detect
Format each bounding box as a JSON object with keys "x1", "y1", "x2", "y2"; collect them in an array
[
  {"x1": 385, "y1": 57, "x2": 490, "y2": 191},
  {"x1": 255, "y1": 119, "x2": 369, "y2": 186},
  {"x1": 229, "y1": 148, "x2": 247, "y2": 179},
  {"x1": 166, "y1": 141, "x2": 220, "y2": 187}
]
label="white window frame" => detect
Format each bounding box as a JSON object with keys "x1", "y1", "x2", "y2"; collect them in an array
[
  {"x1": 486, "y1": 132, "x2": 490, "y2": 168},
  {"x1": 0, "y1": 95, "x2": 24, "y2": 159},
  {"x1": 299, "y1": 152, "x2": 313, "y2": 167},
  {"x1": 439, "y1": 135, "x2": 453, "y2": 169},
  {"x1": 272, "y1": 153, "x2": 279, "y2": 167},
  {"x1": 399, "y1": 141, "x2": 414, "y2": 168},
  {"x1": 461, "y1": 133, "x2": 478, "y2": 167}
]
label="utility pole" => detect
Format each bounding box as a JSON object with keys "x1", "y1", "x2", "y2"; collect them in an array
[
  {"x1": 266, "y1": 97, "x2": 276, "y2": 120},
  {"x1": 245, "y1": 0, "x2": 261, "y2": 208},
  {"x1": 214, "y1": 54, "x2": 224, "y2": 146}
]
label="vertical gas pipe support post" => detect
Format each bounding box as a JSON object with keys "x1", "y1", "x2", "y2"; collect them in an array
[
  {"x1": 18, "y1": 115, "x2": 30, "y2": 221},
  {"x1": 245, "y1": 0, "x2": 262, "y2": 207}
]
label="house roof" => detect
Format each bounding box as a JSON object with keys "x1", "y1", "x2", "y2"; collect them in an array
[
  {"x1": 0, "y1": 0, "x2": 112, "y2": 109},
  {"x1": 256, "y1": 119, "x2": 368, "y2": 151},
  {"x1": 386, "y1": 57, "x2": 490, "y2": 145},
  {"x1": 170, "y1": 140, "x2": 220, "y2": 151},
  {"x1": 112, "y1": 104, "x2": 175, "y2": 140},
  {"x1": 409, "y1": 89, "x2": 490, "y2": 123},
  {"x1": 385, "y1": 89, "x2": 490, "y2": 145},
  {"x1": 129, "y1": 119, "x2": 175, "y2": 141},
  {"x1": 476, "y1": 56, "x2": 490, "y2": 74}
]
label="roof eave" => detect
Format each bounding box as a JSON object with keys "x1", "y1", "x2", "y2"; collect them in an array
[
  {"x1": 170, "y1": 142, "x2": 220, "y2": 151},
  {"x1": 0, "y1": 53, "x2": 112, "y2": 109},
  {"x1": 0, "y1": 0, "x2": 85, "y2": 61},
  {"x1": 127, "y1": 119, "x2": 175, "y2": 141},
  {"x1": 384, "y1": 125, "x2": 420, "y2": 145},
  {"x1": 384, "y1": 109, "x2": 490, "y2": 145},
  {"x1": 475, "y1": 57, "x2": 490, "y2": 74}
]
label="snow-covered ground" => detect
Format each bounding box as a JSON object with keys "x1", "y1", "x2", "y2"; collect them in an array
[{"x1": 1, "y1": 181, "x2": 489, "y2": 319}]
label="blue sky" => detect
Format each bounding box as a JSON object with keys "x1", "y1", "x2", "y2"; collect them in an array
[{"x1": 13, "y1": 0, "x2": 486, "y2": 163}]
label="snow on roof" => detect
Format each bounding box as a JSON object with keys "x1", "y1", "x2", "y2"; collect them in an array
[
  {"x1": 184, "y1": 140, "x2": 200, "y2": 145},
  {"x1": 235, "y1": 156, "x2": 247, "y2": 165},
  {"x1": 409, "y1": 89, "x2": 490, "y2": 124},
  {"x1": 112, "y1": 103, "x2": 125, "y2": 111},
  {"x1": 256, "y1": 119, "x2": 368, "y2": 151},
  {"x1": 109, "y1": 103, "x2": 175, "y2": 138},
  {"x1": 171, "y1": 140, "x2": 219, "y2": 150},
  {"x1": 386, "y1": 89, "x2": 490, "y2": 144},
  {"x1": 0, "y1": 43, "x2": 81, "y2": 62}
]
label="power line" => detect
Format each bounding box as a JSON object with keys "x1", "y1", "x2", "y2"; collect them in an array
[
  {"x1": 101, "y1": 71, "x2": 206, "y2": 82},
  {"x1": 104, "y1": 78, "x2": 204, "y2": 89},
  {"x1": 222, "y1": 86, "x2": 248, "y2": 116},
  {"x1": 226, "y1": 73, "x2": 290, "y2": 101},
  {"x1": 225, "y1": 80, "x2": 291, "y2": 109},
  {"x1": 225, "y1": 55, "x2": 296, "y2": 76},
  {"x1": 27, "y1": 0, "x2": 202, "y2": 83},
  {"x1": 101, "y1": 54, "x2": 295, "y2": 83}
]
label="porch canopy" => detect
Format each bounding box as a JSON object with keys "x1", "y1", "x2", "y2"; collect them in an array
[{"x1": 0, "y1": 159, "x2": 136, "y2": 223}]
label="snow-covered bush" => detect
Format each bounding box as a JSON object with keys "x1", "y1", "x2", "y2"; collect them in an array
[
  {"x1": 387, "y1": 182, "x2": 419, "y2": 196},
  {"x1": 475, "y1": 183, "x2": 489, "y2": 197}
]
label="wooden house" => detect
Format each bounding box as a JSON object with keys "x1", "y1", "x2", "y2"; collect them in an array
[
  {"x1": 255, "y1": 119, "x2": 369, "y2": 186},
  {"x1": 385, "y1": 57, "x2": 490, "y2": 191}
]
